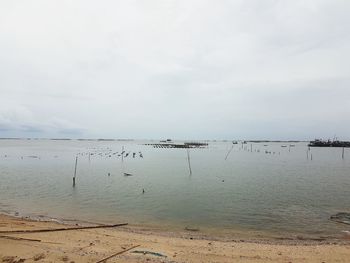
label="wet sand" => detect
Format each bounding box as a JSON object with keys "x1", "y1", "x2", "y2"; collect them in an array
[{"x1": 1, "y1": 214, "x2": 350, "y2": 263}]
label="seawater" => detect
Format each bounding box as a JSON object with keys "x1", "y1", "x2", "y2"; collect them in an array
[{"x1": 0, "y1": 139, "x2": 349, "y2": 237}]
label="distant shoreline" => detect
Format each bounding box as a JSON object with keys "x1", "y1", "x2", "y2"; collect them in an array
[{"x1": 0, "y1": 137, "x2": 309, "y2": 142}]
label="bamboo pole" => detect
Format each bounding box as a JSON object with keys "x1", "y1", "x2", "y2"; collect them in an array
[
  {"x1": 225, "y1": 145, "x2": 234, "y2": 160},
  {"x1": 0, "y1": 223, "x2": 128, "y2": 234},
  {"x1": 73, "y1": 156, "x2": 78, "y2": 187},
  {"x1": 95, "y1": 244, "x2": 140, "y2": 263},
  {"x1": 187, "y1": 149, "x2": 192, "y2": 175},
  {"x1": 121, "y1": 146, "x2": 124, "y2": 162}
]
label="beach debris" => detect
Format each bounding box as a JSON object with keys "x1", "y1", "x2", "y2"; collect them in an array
[
  {"x1": 330, "y1": 212, "x2": 350, "y2": 225},
  {"x1": 33, "y1": 253, "x2": 46, "y2": 261},
  {"x1": 95, "y1": 244, "x2": 140, "y2": 263},
  {"x1": 124, "y1": 173, "x2": 133, "y2": 177},
  {"x1": 0, "y1": 223, "x2": 128, "y2": 234},
  {"x1": 2, "y1": 256, "x2": 26, "y2": 263},
  {"x1": 77, "y1": 242, "x2": 95, "y2": 251},
  {"x1": 185, "y1": 227, "x2": 199, "y2": 232},
  {"x1": 0, "y1": 235, "x2": 42, "y2": 242},
  {"x1": 60, "y1": 255, "x2": 69, "y2": 262},
  {"x1": 132, "y1": 250, "x2": 167, "y2": 258}
]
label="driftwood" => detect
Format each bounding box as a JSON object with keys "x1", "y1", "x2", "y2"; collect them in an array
[
  {"x1": 0, "y1": 223, "x2": 128, "y2": 234},
  {"x1": 0, "y1": 235, "x2": 61, "y2": 244},
  {"x1": 95, "y1": 244, "x2": 140, "y2": 263},
  {"x1": 132, "y1": 250, "x2": 167, "y2": 257},
  {"x1": 0, "y1": 235, "x2": 42, "y2": 242}
]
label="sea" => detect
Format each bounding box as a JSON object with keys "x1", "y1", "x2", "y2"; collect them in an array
[{"x1": 0, "y1": 139, "x2": 349, "y2": 238}]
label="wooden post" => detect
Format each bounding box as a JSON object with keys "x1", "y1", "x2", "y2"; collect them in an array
[
  {"x1": 342, "y1": 147, "x2": 345, "y2": 159},
  {"x1": 250, "y1": 144, "x2": 252, "y2": 152},
  {"x1": 73, "y1": 156, "x2": 78, "y2": 187},
  {"x1": 225, "y1": 145, "x2": 234, "y2": 160},
  {"x1": 187, "y1": 149, "x2": 192, "y2": 175},
  {"x1": 121, "y1": 146, "x2": 124, "y2": 162}
]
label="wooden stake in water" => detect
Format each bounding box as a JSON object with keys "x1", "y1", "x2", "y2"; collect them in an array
[
  {"x1": 187, "y1": 149, "x2": 192, "y2": 175},
  {"x1": 342, "y1": 147, "x2": 345, "y2": 159},
  {"x1": 121, "y1": 146, "x2": 124, "y2": 162},
  {"x1": 250, "y1": 144, "x2": 252, "y2": 152},
  {"x1": 225, "y1": 145, "x2": 234, "y2": 160},
  {"x1": 73, "y1": 156, "x2": 78, "y2": 187}
]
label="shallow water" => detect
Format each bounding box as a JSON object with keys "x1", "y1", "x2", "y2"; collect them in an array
[{"x1": 0, "y1": 139, "x2": 349, "y2": 237}]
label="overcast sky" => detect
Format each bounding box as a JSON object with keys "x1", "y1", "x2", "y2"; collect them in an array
[{"x1": 0, "y1": 0, "x2": 349, "y2": 140}]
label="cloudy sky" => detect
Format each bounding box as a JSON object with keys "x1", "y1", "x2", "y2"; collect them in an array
[{"x1": 0, "y1": 0, "x2": 349, "y2": 140}]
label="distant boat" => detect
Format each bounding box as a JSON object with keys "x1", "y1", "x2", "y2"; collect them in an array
[
  {"x1": 309, "y1": 139, "x2": 350, "y2": 148},
  {"x1": 124, "y1": 172, "x2": 133, "y2": 176}
]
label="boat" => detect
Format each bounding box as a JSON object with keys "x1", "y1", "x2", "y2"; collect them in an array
[{"x1": 308, "y1": 139, "x2": 350, "y2": 148}]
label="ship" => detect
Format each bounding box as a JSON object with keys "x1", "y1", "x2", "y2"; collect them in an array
[{"x1": 308, "y1": 139, "x2": 350, "y2": 148}]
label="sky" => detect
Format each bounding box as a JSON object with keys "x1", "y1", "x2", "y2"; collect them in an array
[{"x1": 0, "y1": 0, "x2": 350, "y2": 140}]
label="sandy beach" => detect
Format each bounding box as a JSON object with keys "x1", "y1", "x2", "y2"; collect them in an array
[{"x1": 1, "y1": 214, "x2": 350, "y2": 263}]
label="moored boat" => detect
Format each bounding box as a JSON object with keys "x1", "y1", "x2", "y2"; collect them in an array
[{"x1": 308, "y1": 139, "x2": 350, "y2": 148}]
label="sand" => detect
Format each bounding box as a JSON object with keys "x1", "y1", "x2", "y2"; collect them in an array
[{"x1": 1, "y1": 214, "x2": 350, "y2": 263}]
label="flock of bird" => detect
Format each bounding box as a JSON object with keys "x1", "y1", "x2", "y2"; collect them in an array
[{"x1": 77, "y1": 148, "x2": 144, "y2": 159}]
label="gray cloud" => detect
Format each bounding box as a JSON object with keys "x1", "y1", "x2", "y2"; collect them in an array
[{"x1": 0, "y1": 0, "x2": 349, "y2": 140}]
